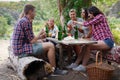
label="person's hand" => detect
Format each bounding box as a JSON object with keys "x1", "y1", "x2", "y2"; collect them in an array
[
  {"x1": 45, "y1": 21, "x2": 49, "y2": 27},
  {"x1": 84, "y1": 37, "x2": 91, "y2": 40},
  {"x1": 41, "y1": 31, "x2": 46, "y2": 39},
  {"x1": 38, "y1": 29, "x2": 46, "y2": 39},
  {"x1": 72, "y1": 20, "x2": 77, "y2": 25},
  {"x1": 73, "y1": 21, "x2": 83, "y2": 25},
  {"x1": 38, "y1": 29, "x2": 44, "y2": 35},
  {"x1": 82, "y1": 35, "x2": 91, "y2": 40},
  {"x1": 67, "y1": 25, "x2": 72, "y2": 32},
  {"x1": 67, "y1": 33, "x2": 72, "y2": 36}
]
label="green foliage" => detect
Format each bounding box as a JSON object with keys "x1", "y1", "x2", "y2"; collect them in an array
[
  {"x1": 112, "y1": 29, "x2": 120, "y2": 45},
  {"x1": 0, "y1": 16, "x2": 8, "y2": 37},
  {"x1": 95, "y1": 0, "x2": 118, "y2": 6},
  {"x1": 34, "y1": 0, "x2": 59, "y2": 24},
  {"x1": 0, "y1": 8, "x2": 15, "y2": 25},
  {"x1": 3, "y1": 13, "x2": 14, "y2": 25},
  {"x1": 93, "y1": 0, "x2": 119, "y2": 14},
  {"x1": 107, "y1": 17, "x2": 120, "y2": 44},
  {"x1": 108, "y1": 17, "x2": 120, "y2": 29},
  {"x1": 61, "y1": 0, "x2": 92, "y2": 23}
]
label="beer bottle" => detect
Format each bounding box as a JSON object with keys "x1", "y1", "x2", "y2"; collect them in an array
[
  {"x1": 63, "y1": 25, "x2": 67, "y2": 38},
  {"x1": 58, "y1": 25, "x2": 62, "y2": 40},
  {"x1": 45, "y1": 25, "x2": 49, "y2": 37},
  {"x1": 74, "y1": 26, "x2": 78, "y2": 39}
]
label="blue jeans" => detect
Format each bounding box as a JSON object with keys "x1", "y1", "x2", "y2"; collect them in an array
[{"x1": 104, "y1": 38, "x2": 114, "y2": 48}]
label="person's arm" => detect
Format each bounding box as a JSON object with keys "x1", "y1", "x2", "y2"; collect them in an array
[
  {"x1": 54, "y1": 25, "x2": 59, "y2": 35},
  {"x1": 54, "y1": 26, "x2": 59, "y2": 38},
  {"x1": 31, "y1": 30, "x2": 46, "y2": 43},
  {"x1": 78, "y1": 25, "x2": 84, "y2": 33},
  {"x1": 30, "y1": 36, "x2": 39, "y2": 43},
  {"x1": 24, "y1": 22, "x2": 46, "y2": 44},
  {"x1": 67, "y1": 24, "x2": 72, "y2": 33},
  {"x1": 83, "y1": 14, "x2": 104, "y2": 26},
  {"x1": 67, "y1": 21, "x2": 73, "y2": 32},
  {"x1": 73, "y1": 14, "x2": 104, "y2": 27},
  {"x1": 23, "y1": 22, "x2": 36, "y2": 44}
]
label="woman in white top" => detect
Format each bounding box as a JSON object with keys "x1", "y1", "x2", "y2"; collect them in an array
[
  {"x1": 46, "y1": 18, "x2": 59, "y2": 38},
  {"x1": 67, "y1": 8, "x2": 92, "y2": 69},
  {"x1": 80, "y1": 8, "x2": 92, "y2": 38}
]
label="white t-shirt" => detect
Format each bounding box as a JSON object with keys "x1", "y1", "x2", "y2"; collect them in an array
[
  {"x1": 44, "y1": 25, "x2": 59, "y2": 38},
  {"x1": 49, "y1": 25, "x2": 59, "y2": 37},
  {"x1": 67, "y1": 18, "x2": 84, "y2": 38},
  {"x1": 82, "y1": 25, "x2": 90, "y2": 37}
]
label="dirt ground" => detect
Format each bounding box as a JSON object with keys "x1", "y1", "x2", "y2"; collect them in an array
[
  {"x1": 0, "y1": 40, "x2": 16, "y2": 80},
  {"x1": 0, "y1": 40, "x2": 120, "y2": 80}
]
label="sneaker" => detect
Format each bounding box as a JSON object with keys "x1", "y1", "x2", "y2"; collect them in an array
[
  {"x1": 72, "y1": 65, "x2": 86, "y2": 72},
  {"x1": 53, "y1": 68, "x2": 68, "y2": 75},
  {"x1": 66, "y1": 63, "x2": 78, "y2": 69}
]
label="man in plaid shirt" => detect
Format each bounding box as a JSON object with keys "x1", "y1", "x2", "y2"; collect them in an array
[
  {"x1": 12, "y1": 4, "x2": 68, "y2": 75},
  {"x1": 12, "y1": 3, "x2": 56, "y2": 69}
]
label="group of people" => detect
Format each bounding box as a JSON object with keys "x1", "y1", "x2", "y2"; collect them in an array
[
  {"x1": 66, "y1": 6, "x2": 114, "y2": 71},
  {"x1": 11, "y1": 4, "x2": 114, "y2": 75}
]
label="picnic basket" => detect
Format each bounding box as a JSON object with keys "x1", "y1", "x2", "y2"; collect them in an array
[{"x1": 86, "y1": 51, "x2": 115, "y2": 80}]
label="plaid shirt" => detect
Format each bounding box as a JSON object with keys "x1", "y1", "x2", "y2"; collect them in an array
[
  {"x1": 83, "y1": 14, "x2": 113, "y2": 41},
  {"x1": 12, "y1": 16, "x2": 34, "y2": 55}
]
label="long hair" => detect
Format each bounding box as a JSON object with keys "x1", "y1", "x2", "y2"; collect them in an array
[
  {"x1": 82, "y1": 8, "x2": 89, "y2": 20},
  {"x1": 19, "y1": 11, "x2": 24, "y2": 19},
  {"x1": 88, "y1": 6, "x2": 104, "y2": 17}
]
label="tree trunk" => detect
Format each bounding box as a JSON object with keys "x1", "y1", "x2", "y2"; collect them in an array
[{"x1": 57, "y1": 0, "x2": 65, "y2": 27}]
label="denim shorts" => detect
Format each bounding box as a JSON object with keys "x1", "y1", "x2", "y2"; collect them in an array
[
  {"x1": 32, "y1": 43, "x2": 44, "y2": 56},
  {"x1": 18, "y1": 43, "x2": 44, "y2": 58},
  {"x1": 104, "y1": 38, "x2": 114, "y2": 48}
]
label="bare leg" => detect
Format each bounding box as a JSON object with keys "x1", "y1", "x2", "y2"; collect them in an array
[
  {"x1": 73, "y1": 45, "x2": 83, "y2": 64},
  {"x1": 42, "y1": 42, "x2": 56, "y2": 67},
  {"x1": 74, "y1": 45, "x2": 85, "y2": 65},
  {"x1": 73, "y1": 45, "x2": 81, "y2": 56},
  {"x1": 67, "y1": 46, "x2": 73, "y2": 63},
  {"x1": 82, "y1": 40, "x2": 110, "y2": 66},
  {"x1": 82, "y1": 46, "x2": 91, "y2": 66}
]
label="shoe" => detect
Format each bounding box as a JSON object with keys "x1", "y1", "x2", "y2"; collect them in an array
[
  {"x1": 53, "y1": 68, "x2": 68, "y2": 75},
  {"x1": 72, "y1": 65, "x2": 86, "y2": 72},
  {"x1": 66, "y1": 63, "x2": 78, "y2": 69}
]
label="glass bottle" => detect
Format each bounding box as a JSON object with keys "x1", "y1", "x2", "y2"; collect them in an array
[
  {"x1": 58, "y1": 25, "x2": 63, "y2": 40},
  {"x1": 74, "y1": 26, "x2": 78, "y2": 39},
  {"x1": 45, "y1": 25, "x2": 49, "y2": 37},
  {"x1": 63, "y1": 25, "x2": 67, "y2": 38}
]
